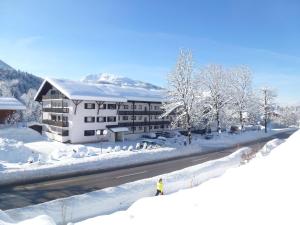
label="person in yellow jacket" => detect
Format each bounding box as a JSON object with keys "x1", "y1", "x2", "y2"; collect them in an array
[{"x1": 155, "y1": 178, "x2": 164, "y2": 196}]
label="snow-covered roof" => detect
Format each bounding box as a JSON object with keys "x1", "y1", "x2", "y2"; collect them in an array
[
  {"x1": 0, "y1": 97, "x2": 26, "y2": 110},
  {"x1": 35, "y1": 78, "x2": 166, "y2": 103},
  {"x1": 109, "y1": 127, "x2": 129, "y2": 132}
]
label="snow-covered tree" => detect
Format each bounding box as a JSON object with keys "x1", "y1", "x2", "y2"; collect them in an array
[
  {"x1": 20, "y1": 88, "x2": 41, "y2": 122},
  {"x1": 258, "y1": 87, "x2": 277, "y2": 133},
  {"x1": 229, "y1": 66, "x2": 253, "y2": 131},
  {"x1": 161, "y1": 50, "x2": 199, "y2": 144},
  {"x1": 274, "y1": 105, "x2": 299, "y2": 127},
  {"x1": 197, "y1": 64, "x2": 232, "y2": 133}
]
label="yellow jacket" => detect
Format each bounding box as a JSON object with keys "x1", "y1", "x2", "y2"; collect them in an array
[{"x1": 157, "y1": 181, "x2": 163, "y2": 192}]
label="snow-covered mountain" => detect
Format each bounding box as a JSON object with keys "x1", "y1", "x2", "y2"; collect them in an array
[
  {"x1": 0, "y1": 59, "x2": 14, "y2": 71},
  {"x1": 81, "y1": 73, "x2": 162, "y2": 90}
]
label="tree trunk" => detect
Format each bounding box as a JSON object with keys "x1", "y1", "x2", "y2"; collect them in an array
[
  {"x1": 264, "y1": 117, "x2": 267, "y2": 133},
  {"x1": 187, "y1": 113, "x2": 192, "y2": 144},
  {"x1": 216, "y1": 111, "x2": 221, "y2": 133},
  {"x1": 240, "y1": 111, "x2": 244, "y2": 132},
  {"x1": 188, "y1": 127, "x2": 192, "y2": 144}
]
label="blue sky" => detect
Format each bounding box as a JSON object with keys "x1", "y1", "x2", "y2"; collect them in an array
[{"x1": 0, "y1": 0, "x2": 300, "y2": 104}]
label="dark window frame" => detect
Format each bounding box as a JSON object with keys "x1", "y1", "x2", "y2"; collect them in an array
[
  {"x1": 84, "y1": 116, "x2": 95, "y2": 123},
  {"x1": 84, "y1": 103, "x2": 95, "y2": 109},
  {"x1": 84, "y1": 130, "x2": 95, "y2": 136},
  {"x1": 97, "y1": 116, "x2": 107, "y2": 123}
]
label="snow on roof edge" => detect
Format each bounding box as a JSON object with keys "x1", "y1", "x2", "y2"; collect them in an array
[
  {"x1": 0, "y1": 97, "x2": 26, "y2": 110},
  {"x1": 35, "y1": 77, "x2": 166, "y2": 103}
]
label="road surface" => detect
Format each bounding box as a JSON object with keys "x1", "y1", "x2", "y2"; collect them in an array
[{"x1": 0, "y1": 130, "x2": 295, "y2": 210}]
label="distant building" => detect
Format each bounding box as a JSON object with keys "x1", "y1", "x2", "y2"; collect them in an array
[
  {"x1": 0, "y1": 97, "x2": 26, "y2": 123},
  {"x1": 34, "y1": 78, "x2": 172, "y2": 143}
]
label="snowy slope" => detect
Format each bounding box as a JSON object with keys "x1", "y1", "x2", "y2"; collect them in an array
[
  {"x1": 74, "y1": 129, "x2": 300, "y2": 225},
  {"x1": 81, "y1": 73, "x2": 162, "y2": 90},
  {"x1": 0, "y1": 60, "x2": 14, "y2": 71}
]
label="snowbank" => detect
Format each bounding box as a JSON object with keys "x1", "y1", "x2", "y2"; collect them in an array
[
  {"x1": 0, "y1": 213, "x2": 55, "y2": 225},
  {"x1": 4, "y1": 147, "x2": 254, "y2": 225}
]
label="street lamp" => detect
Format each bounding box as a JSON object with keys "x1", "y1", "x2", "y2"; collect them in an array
[{"x1": 96, "y1": 129, "x2": 108, "y2": 154}]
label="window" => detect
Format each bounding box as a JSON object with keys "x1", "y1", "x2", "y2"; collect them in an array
[
  {"x1": 139, "y1": 126, "x2": 143, "y2": 130},
  {"x1": 138, "y1": 116, "x2": 142, "y2": 120},
  {"x1": 123, "y1": 116, "x2": 129, "y2": 120},
  {"x1": 131, "y1": 105, "x2": 137, "y2": 109},
  {"x1": 131, "y1": 115, "x2": 136, "y2": 120},
  {"x1": 50, "y1": 90, "x2": 58, "y2": 95},
  {"x1": 123, "y1": 105, "x2": 129, "y2": 109},
  {"x1": 96, "y1": 129, "x2": 105, "y2": 135},
  {"x1": 107, "y1": 116, "x2": 116, "y2": 122},
  {"x1": 160, "y1": 125, "x2": 164, "y2": 128},
  {"x1": 155, "y1": 116, "x2": 158, "y2": 119},
  {"x1": 149, "y1": 126, "x2": 152, "y2": 129},
  {"x1": 154, "y1": 125, "x2": 159, "y2": 129},
  {"x1": 154, "y1": 106, "x2": 159, "y2": 110},
  {"x1": 107, "y1": 104, "x2": 117, "y2": 110},
  {"x1": 138, "y1": 105, "x2": 142, "y2": 110},
  {"x1": 84, "y1": 117, "x2": 95, "y2": 123},
  {"x1": 84, "y1": 130, "x2": 95, "y2": 136},
  {"x1": 133, "y1": 127, "x2": 136, "y2": 131},
  {"x1": 84, "y1": 103, "x2": 95, "y2": 109},
  {"x1": 99, "y1": 104, "x2": 106, "y2": 109},
  {"x1": 97, "y1": 116, "x2": 106, "y2": 122},
  {"x1": 63, "y1": 101, "x2": 68, "y2": 107}
]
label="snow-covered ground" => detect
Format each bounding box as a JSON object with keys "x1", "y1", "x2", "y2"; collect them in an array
[
  {"x1": 1, "y1": 129, "x2": 298, "y2": 225},
  {"x1": 0, "y1": 127, "x2": 295, "y2": 185},
  {"x1": 75, "y1": 129, "x2": 300, "y2": 225}
]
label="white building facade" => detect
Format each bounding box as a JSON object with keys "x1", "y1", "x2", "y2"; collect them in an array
[{"x1": 34, "y1": 78, "x2": 172, "y2": 143}]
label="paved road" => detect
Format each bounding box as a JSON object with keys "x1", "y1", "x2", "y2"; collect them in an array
[{"x1": 0, "y1": 131, "x2": 295, "y2": 210}]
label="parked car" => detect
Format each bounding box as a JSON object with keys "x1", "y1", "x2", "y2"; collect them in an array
[
  {"x1": 155, "y1": 131, "x2": 175, "y2": 138},
  {"x1": 229, "y1": 125, "x2": 240, "y2": 134},
  {"x1": 204, "y1": 134, "x2": 214, "y2": 140},
  {"x1": 178, "y1": 130, "x2": 189, "y2": 136},
  {"x1": 141, "y1": 133, "x2": 157, "y2": 139}
]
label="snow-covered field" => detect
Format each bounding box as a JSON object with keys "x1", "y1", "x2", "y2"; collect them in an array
[
  {"x1": 0, "y1": 129, "x2": 298, "y2": 225},
  {"x1": 0, "y1": 127, "x2": 294, "y2": 185}
]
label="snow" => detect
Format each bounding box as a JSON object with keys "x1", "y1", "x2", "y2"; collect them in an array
[
  {"x1": 81, "y1": 73, "x2": 162, "y2": 90},
  {"x1": 0, "y1": 127, "x2": 294, "y2": 185},
  {"x1": 109, "y1": 127, "x2": 129, "y2": 132},
  {"x1": 3, "y1": 146, "x2": 253, "y2": 225},
  {"x1": 1, "y1": 129, "x2": 298, "y2": 225},
  {"x1": 73, "y1": 129, "x2": 300, "y2": 225},
  {"x1": 0, "y1": 214, "x2": 56, "y2": 225},
  {"x1": 34, "y1": 78, "x2": 165, "y2": 102},
  {"x1": 0, "y1": 97, "x2": 26, "y2": 110},
  {"x1": 3, "y1": 129, "x2": 296, "y2": 225}
]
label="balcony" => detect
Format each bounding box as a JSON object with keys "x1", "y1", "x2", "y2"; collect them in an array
[
  {"x1": 42, "y1": 119, "x2": 69, "y2": 127},
  {"x1": 42, "y1": 94, "x2": 67, "y2": 100},
  {"x1": 118, "y1": 110, "x2": 163, "y2": 115},
  {"x1": 43, "y1": 108, "x2": 69, "y2": 113},
  {"x1": 118, "y1": 120, "x2": 170, "y2": 127}
]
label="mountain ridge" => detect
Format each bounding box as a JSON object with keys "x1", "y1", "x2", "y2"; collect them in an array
[{"x1": 81, "y1": 73, "x2": 162, "y2": 90}]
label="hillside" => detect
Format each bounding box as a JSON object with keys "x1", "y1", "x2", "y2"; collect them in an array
[{"x1": 0, "y1": 60, "x2": 43, "y2": 122}]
